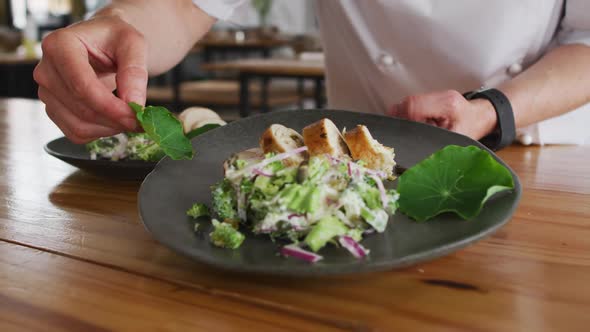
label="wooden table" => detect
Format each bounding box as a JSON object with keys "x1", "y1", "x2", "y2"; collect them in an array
[
  {"x1": 1, "y1": 98, "x2": 589, "y2": 331},
  {"x1": 203, "y1": 58, "x2": 326, "y2": 117},
  {"x1": 198, "y1": 36, "x2": 295, "y2": 61}
]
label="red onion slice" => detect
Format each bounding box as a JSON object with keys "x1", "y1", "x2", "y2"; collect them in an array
[
  {"x1": 339, "y1": 236, "x2": 370, "y2": 259},
  {"x1": 280, "y1": 244, "x2": 323, "y2": 263},
  {"x1": 253, "y1": 168, "x2": 273, "y2": 177},
  {"x1": 327, "y1": 154, "x2": 341, "y2": 165},
  {"x1": 228, "y1": 146, "x2": 307, "y2": 181},
  {"x1": 255, "y1": 146, "x2": 308, "y2": 169},
  {"x1": 365, "y1": 168, "x2": 387, "y2": 179}
]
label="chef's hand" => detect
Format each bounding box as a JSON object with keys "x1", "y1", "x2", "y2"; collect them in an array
[
  {"x1": 387, "y1": 90, "x2": 497, "y2": 140},
  {"x1": 33, "y1": 13, "x2": 147, "y2": 143}
]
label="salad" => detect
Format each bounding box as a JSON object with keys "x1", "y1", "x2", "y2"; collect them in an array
[
  {"x1": 188, "y1": 119, "x2": 400, "y2": 262},
  {"x1": 86, "y1": 105, "x2": 226, "y2": 162},
  {"x1": 87, "y1": 133, "x2": 164, "y2": 162}
]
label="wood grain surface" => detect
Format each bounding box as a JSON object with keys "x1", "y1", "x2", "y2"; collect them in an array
[{"x1": 1, "y1": 98, "x2": 589, "y2": 332}]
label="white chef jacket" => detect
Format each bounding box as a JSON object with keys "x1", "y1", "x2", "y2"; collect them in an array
[{"x1": 193, "y1": 0, "x2": 590, "y2": 145}]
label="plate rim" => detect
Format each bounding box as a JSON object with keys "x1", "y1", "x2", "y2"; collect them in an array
[{"x1": 44, "y1": 136, "x2": 159, "y2": 168}]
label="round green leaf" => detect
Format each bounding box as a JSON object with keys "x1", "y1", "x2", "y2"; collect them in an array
[
  {"x1": 397, "y1": 145, "x2": 514, "y2": 221},
  {"x1": 129, "y1": 102, "x2": 194, "y2": 160}
]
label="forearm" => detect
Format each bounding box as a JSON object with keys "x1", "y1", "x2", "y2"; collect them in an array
[
  {"x1": 95, "y1": 0, "x2": 215, "y2": 75},
  {"x1": 498, "y1": 44, "x2": 590, "y2": 128}
]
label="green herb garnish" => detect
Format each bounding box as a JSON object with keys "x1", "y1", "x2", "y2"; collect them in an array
[
  {"x1": 397, "y1": 145, "x2": 514, "y2": 221},
  {"x1": 186, "y1": 123, "x2": 221, "y2": 139},
  {"x1": 129, "y1": 102, "x2": 193, "y2": 160}
]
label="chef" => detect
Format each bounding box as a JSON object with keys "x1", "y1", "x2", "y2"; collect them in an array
[{"x1": 33, "y1": 0, "x2": 590, "y2": 148}]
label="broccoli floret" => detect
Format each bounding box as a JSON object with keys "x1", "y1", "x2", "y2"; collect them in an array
[
  {"x1": 85, "y1": 140, "x2": 102, "y2": 154},
  {"x1": 211, "y1": 179, "x2": 238, "y2": 220},
  {"x1": 240, "y1": 178, "x2": 254, "y2": 195},
  {"x1": 209, "y1": 219, "x2": 245, "y2": 249},
  {"x1": 186, "y1": 203, "x2": 210, "y2": 219},
  {"x1": 385, "y1": 189, "x2": 400, "y2": 215},
  {"x1": 125, "y1": 133, "x2": 165, "y2": 162},
  {"x1": 248, "y1": 190, "x2": 271, "y2": 222},
  {"x1": 86, "y1": 136, "x2": 120, "y2": 159}
]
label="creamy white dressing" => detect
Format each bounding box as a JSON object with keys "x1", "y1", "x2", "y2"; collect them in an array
[
  {"x1": 109, "y1": 134, "x2": 128, "y2": 161},
  {"x1": 339, "y1": 189, "x2": 364, "y2": 220},
  {"x1": 255, "y1": 212, "x2": 291, "y2": 233},
  {"x1": 365, "y1": 209, "x2": 388, "y2": 233}
]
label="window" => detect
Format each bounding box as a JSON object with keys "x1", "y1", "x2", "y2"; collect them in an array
[{"x1": 10, "y1": 0, "x2": 72, "y2": 29}]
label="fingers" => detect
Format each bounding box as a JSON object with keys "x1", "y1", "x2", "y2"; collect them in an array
[
  {"x1": 36, "y1": 58, "x2": 126, "y2": 130},
  {"x1": 39, "y1": 31, "x2": 136, "y2": 129},
  {"x1": 388, "y1": 90, "x2": 465, "y2": 129},
  {"x1": 40, "y1": 87, "x2": 120, "y2": 144},
  {"x1": 114, "y1": 29, "x2": 148, "y2": 106}
]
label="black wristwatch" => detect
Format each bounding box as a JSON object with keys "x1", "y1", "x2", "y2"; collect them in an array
[{"x1": 463, "y1": 88, "x2": 516, "y2": 151}]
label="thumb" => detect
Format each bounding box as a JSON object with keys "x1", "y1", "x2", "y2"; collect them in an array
[{"x1": 114, "y1": 30, "x2": 148, "y2": 107}]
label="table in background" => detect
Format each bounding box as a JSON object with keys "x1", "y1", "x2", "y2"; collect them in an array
[
  {"x1": 168, "y1": 37, "x2": 294, "y2": 111},
  {"x1": 1, "y1": 98, "x2": 589, "y2": 331},
  {"x1": 203, "y1": 58, "x2": 326, "y2": 117},
  {"x1": 198, "y1": 35, "x2": 295, "y2": 61}
]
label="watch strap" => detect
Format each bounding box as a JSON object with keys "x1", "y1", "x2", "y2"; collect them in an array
[{"x1": 465, "y1": 88, "x2": 516, "y2": 151}]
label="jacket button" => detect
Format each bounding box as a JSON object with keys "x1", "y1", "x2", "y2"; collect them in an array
[
  {"x1": 518, "y1": 133, "x2": 533, "y2": 145},
  {"x1": 507, "y1": 63, "x2": 523, "y2": 76},
  {"x1": 378, "y1": 53, "x2": 396, "y2": 66}
]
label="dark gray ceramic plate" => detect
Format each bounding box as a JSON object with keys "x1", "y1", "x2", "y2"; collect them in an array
[
  {"x1": 45, "y1": 137, "x2": 156, "y2": 180},
  {"x1": 138, "y1": 109, "x2": 521, "y2": 276}
]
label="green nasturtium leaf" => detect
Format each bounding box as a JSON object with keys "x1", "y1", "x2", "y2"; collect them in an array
[
  {"x1": 186, "y1": 123, "x2": 221, "y2": 139},
  {"x1": 129, "y1": 102, "x2": 194, "y2": 160},
  {"x1": 397, "y1": 145, "x2": 514, "y2": 221}
]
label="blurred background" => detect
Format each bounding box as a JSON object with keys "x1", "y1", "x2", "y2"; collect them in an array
[{"x1": 0, "y1": 0, "x2": 325, "y2": 120}]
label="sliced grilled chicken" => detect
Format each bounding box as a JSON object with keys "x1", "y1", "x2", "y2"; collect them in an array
[
  {"x1": 302, "y1": 118, "x2": 349, "y2": 157},
  {"x1": 343, "y1": 125, "x2": 396, "y2": 177},
  {"x1": 259, "y1": 124, "x2": 306, "y2": 166}
]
